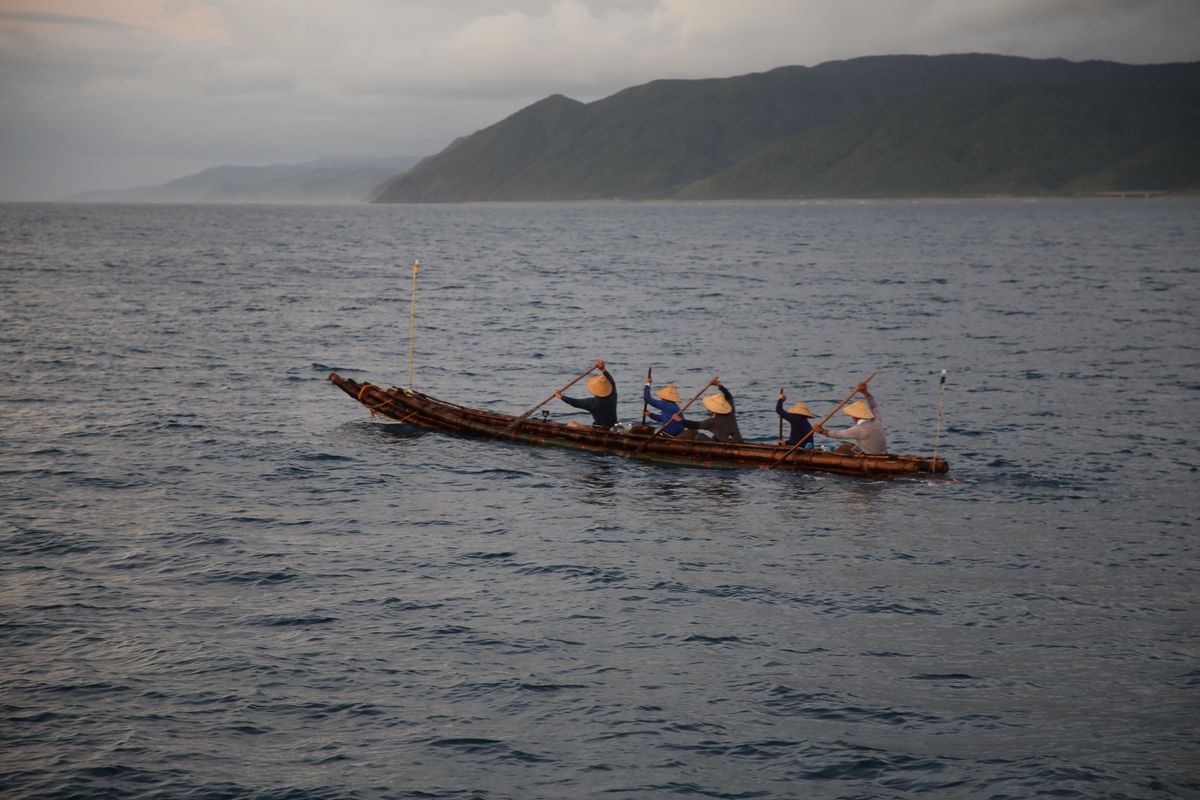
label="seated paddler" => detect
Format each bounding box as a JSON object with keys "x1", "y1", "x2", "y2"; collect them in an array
[
  {"x1": 680, "y1": 379, "x2": 743, "y2": 442},
  {"x1": 557, "y1": 360, "x2": 617, "y2": 429},
  {"x1": 643, "y1": 380, "x2": 686, "y2": 437},
  {"x1": 776, "y1": 390, "x2": 816, "y2": 447},
  {"x1": 816, "y1": 383, "x2": 887, "y2": 454}
]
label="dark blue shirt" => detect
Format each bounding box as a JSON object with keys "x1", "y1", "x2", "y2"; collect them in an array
[
  {"x1": 644, "y1": 385, "x2": 685, "y2": 436},
  {"x1": 561, "y1": 369, "x2": 618, "y2": 428},
  {"x1": 776, "y1": 397, "x2": 814, "y2": 447}
]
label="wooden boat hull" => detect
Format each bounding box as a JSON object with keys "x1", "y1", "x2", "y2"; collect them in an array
[{"x1": 328, "y1": 373, "x2": 949, "y2": 478}]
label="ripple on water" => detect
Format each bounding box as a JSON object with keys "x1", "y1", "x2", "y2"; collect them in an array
[{"x1": 2, "y1": 200, "x2": 1197, "y2": 800}]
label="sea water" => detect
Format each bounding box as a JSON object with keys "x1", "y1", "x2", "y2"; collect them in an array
[{"x1": 1, "y1": 199, "x2": 1197, "y2": 798}]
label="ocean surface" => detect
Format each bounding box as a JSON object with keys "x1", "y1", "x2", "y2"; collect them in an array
[{"x1": 1, "y1": 199, "x2": 1197, "y2": 799}]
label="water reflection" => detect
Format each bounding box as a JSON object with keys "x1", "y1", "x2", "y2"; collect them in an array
[
  {"x1": 764, "y1": 472, "x2": 891, "y2": 525},
  {"x1": 576, "y1": 461, "x2": 620, "y2": 506},
  {"x1": 837, "y1": 480, "x2": 889, "y2": 516},
  {"x1": 691, "y1": 473, "x2": 745, "y2": 512},
  {"x1": 637, "y1": 469, "x2": 748, "y2": 518},
  {"x1": 574, "y1": 459, "x2": 753, "y2": 515}
]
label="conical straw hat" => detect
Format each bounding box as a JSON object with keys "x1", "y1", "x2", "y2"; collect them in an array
[
  {"x1": 586, "y1": 374, "x2": 612, "y2": 397},
  {"x1": 842, "y1": 399, "x2": 875, "y2": 420},
  {"x1": 655, "y1": 384, "x2": 681, "y2": 403},
  {"x1": 787, "y1": 400, "x2": 815, "y2": 417},
  {"x1": 702, "y1": 392, "x2": 732, "y2": 415}
]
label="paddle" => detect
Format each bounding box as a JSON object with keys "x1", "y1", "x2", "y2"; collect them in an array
[
  {"x1": 766, "y1": 372, "x2": 876, "y2": 470},
  {"x1": 641, "y1": 367, "x2": 652, "y2": 425},
  {"x1": 628, "y1": 377, "x2": 717, "y2": 458},
  {"x1": 778, "y1": 387, "x2": 784, "y2": 445},
  {"x1": 501, "y1": 362, "x2": 599, "y2": 436}
]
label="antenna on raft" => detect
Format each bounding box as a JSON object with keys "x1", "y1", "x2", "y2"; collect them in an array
[
  {"x1": 933, "y1": 369, "x2": 947, "y2": 466},
  {"x1": 407, "y1": 259, "x2": 420, "y2": 391}
]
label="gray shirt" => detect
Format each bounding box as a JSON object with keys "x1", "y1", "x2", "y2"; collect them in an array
[
  {"x1": 823, "y1": 393, "x2": 887, "y2": 454},
  {"x1": 683, "y1": 385, "x2": 743, "y2": 443}
]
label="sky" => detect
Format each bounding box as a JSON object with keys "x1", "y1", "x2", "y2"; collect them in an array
[{"x1": 1, "y1": 0, "x2": 1198, "y2": 201}]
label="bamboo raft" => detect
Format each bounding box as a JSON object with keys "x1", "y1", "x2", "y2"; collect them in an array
[{"x1": 329, "y1": 373, "x2": 949, "y2": 478}]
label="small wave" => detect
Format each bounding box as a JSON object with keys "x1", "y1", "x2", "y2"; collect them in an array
[
  {"x1": 380, "y1": 597, "x2": 444, "y2": 611},
  {"x1": 763, "y1": 685, "x2": 940, "y2": 726},
  {"x1": 606, "y1": 779, "x2": 774, "y2": 797},
  {"x1": 425, "y1": 736, "x2": 554, "y2": 763},
  {"x1": 243, "y1": 700, "x2": 383, "y2": 720},
  {"x1": 443, "y1": 465, "x2": 532, "y2": 479},
  {"x1": 202, "y1": 569, "x2": 298, "y2": 586},
  {"x1": 42, "y1": 681, "x2": 134, "y2": 696},
  {"x1": 308, "y1": 753, "x2": 355, "y2": 765},
  {"x1": 159, "y1": 531, "x2": 231, "y2": 547},
  {"x1": 851, "y1": 601, "x2": 942, "y2": 616},
  {"x1": 298, "y1": 452, "x2": 355, "y2": 462},
  {"x1": 26, "y1": 602, "x2": 103, "y2": 612},
  {"x1": 155, "y1": 420, "x2": 207, "y2": 431},
  {"x1": 682, "y1": 634, "x2": 746, "y2": 645},
  {"x1": 1170, "y1": 669, "x2": 1200, "y2": 689},
  {"x1": 516, "y1": 563, "x2": 626, "y2": 583},
  {"x1": 517, "y1": 681, "x2": 586, "y2": 692},
  {"x1": 246, "y1": 615, "x2": 338, "y2": 627},
  {"x1": 3, "y1": 525, "x2": 106, "y2": 556},
  {"x1": 71, "y1": 474, "x2": 153, "y2": 491},
  {"x1": 1, "y1": 708, "x2": 72, "y2": 724}
]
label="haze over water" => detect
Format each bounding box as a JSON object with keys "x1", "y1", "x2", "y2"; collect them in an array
[{"x1": 2, "y1": 199, "x2": 1197, "y2": 798}]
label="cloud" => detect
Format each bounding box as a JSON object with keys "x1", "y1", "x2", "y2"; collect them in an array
[
  {"x1": 0, "y1": 10, "x2": 139, "y2": 29},
  {"x1": 0, "y1": 0, "x2": 1198, "y2": 199}
]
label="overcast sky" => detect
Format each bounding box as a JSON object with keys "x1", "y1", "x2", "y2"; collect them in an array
[{"x1": 1, "y1": 0, "x2": 1198, "y2": 200}]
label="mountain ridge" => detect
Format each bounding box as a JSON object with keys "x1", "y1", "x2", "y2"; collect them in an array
[
  {"x1": 67, "y1": 156, "x2": 422, "y2": 204},
  {"x1": 374, "y1": 54, "x2": 1200, "y2": 202}
]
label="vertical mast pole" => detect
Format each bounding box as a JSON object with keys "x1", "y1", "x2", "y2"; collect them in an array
[
  {"x1": 933, "y1": 369, "x2": 947, "y2": 465},
  {"x1": 408, "y1": 259, "x2": 420, "y2": 391}
]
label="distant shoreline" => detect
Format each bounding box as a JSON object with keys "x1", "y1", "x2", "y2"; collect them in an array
[{"x1": 7, "y1": 191, "x2": 1196, "y2": 207}]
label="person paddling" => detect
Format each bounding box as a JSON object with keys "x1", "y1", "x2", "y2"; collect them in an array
[
  {"x1": 643, "y1": 380, "x2": 686, "y2": 437},
  {"x1": 776, "y1": 390, "x2": 815, "y2": 447},
  {"x1": 816, "y1": 382, "x2": 887, "y2": 454},
  {"x1": 680, "y1": 380, "x2": 743, "y2": 442},
  {"x1": 557, "y1": 360, "x2": 617, "y2": 429}
]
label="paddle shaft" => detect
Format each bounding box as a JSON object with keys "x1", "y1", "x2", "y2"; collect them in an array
[
  {"x1": 778, "y1": 387, "x2": 784, "y2": 443},
  {"x1": 767, "y1": 372, "x2": 876, "y2": 470},
  {"x1": 502, "y1": 364, "x2": 598, "y2": 435},
  {"x1": 641, "y1": 367, "x2": 652, "y2": 424},
  {"x1": 628, "y1": 377, "x2": 716, "y2": 458}
]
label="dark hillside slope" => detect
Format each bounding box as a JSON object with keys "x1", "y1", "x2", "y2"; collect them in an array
[
  {"x1": 680, "y1": 82, "x2": 1200, "y2": 197},
  {"x1": 375, "y1": 54, "x2": 1200, "y2": 201}
]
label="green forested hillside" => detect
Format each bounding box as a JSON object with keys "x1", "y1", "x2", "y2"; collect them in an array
[{"x1": 374, "y1": 54, "x2": 1200, "y2": 202}]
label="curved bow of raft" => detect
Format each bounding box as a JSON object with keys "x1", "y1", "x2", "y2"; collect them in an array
[{"x1": 328, "y1": 373, "x2": 948, "y2": 478}]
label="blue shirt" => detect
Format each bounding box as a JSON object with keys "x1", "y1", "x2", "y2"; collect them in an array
[{"x1": 644, "y1": 385, "x2": 686, "y2": 436}]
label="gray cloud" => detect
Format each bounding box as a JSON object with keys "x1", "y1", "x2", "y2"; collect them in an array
[
  {"x1": 0, "y1": 10, "x2": 139, "y2": 30},
  {"x1": 1, "y1": 0, "x2": 1197, "y2": 200}
]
